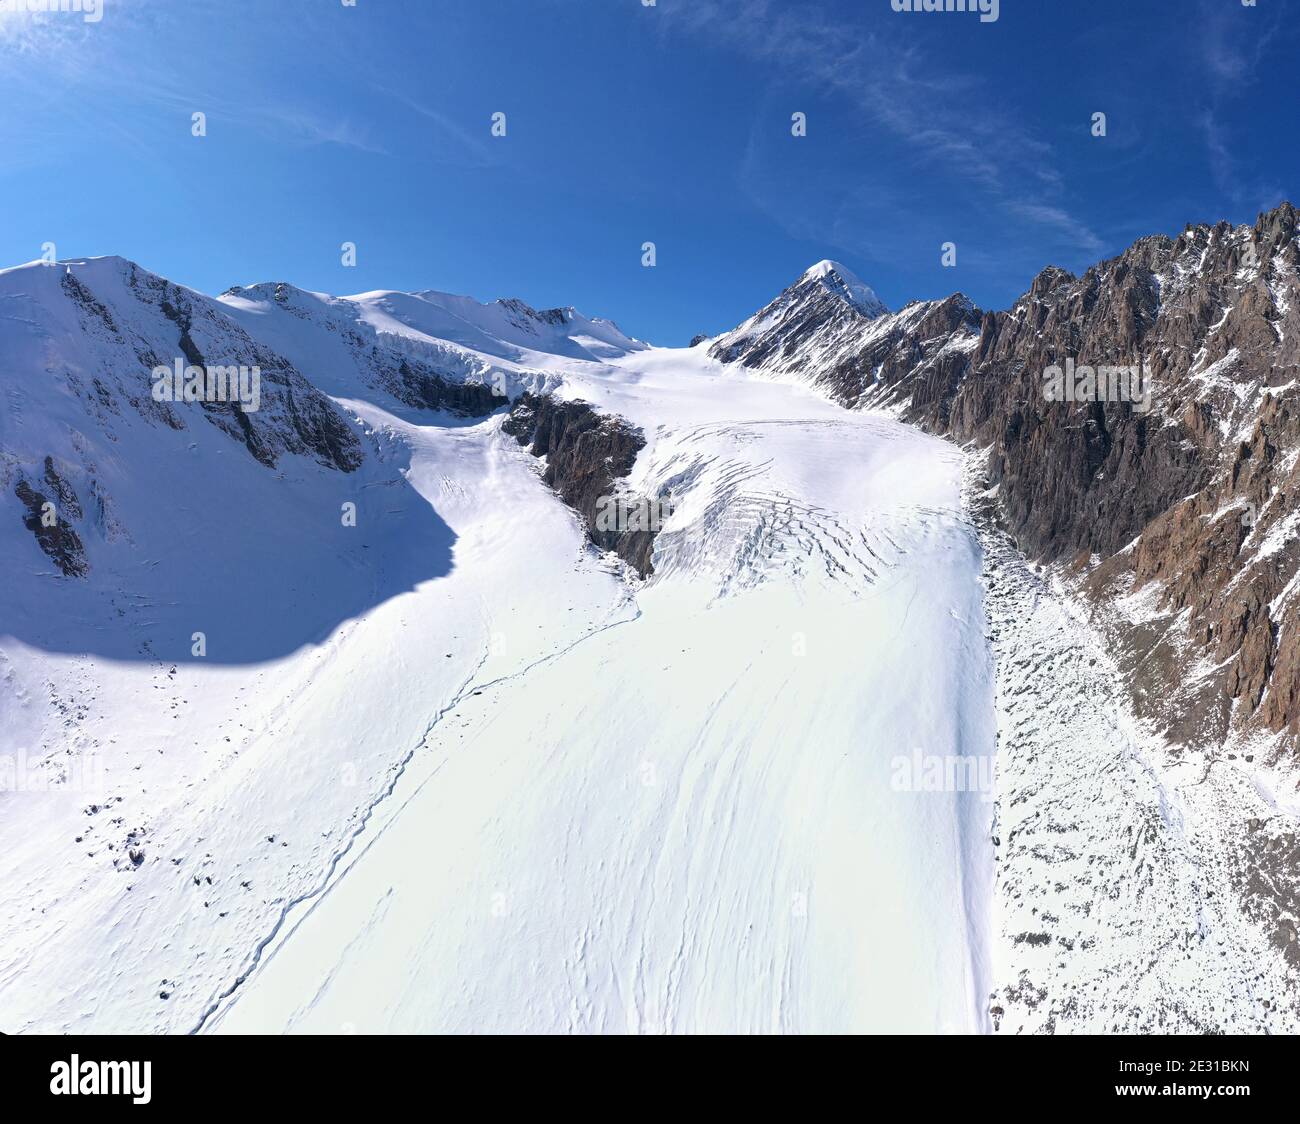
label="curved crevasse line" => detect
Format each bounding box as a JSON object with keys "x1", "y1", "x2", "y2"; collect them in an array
[{"x1": 192, "y1": 596, "x2": 644, "y2": 1034}]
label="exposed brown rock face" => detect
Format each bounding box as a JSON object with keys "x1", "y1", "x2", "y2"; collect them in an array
[
  {"x1": 713, "y1": 202, "x2": 1300, "y2": 753},
  {"x1": 503, "y1": 393, "x2": 658, "y2": 577}
]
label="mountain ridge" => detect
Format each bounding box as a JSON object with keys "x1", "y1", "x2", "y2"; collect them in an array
[
  {"x1": 716, "y1": 200, "x2": 1300, "y2": 757},
  {"x1": 11, "y1": 202, "x2": 1300, "y2": 752},
  {"x1": 4, "y1": 217, "x2": 1300, "y2": 1034}
]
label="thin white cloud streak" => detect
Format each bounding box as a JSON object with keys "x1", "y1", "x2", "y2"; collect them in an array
[
  {"x1": 657, "y1": 0, "x2": 1101, "y2": 255},
  {"x1": 1195, "y1": 0, "x2": 1289, "y2": 212},
  {"x1": 1007, "y1": 203, "x2": 1104, "y2": 257},
  {"x1": 0, "y1": 0, "x2": 389, "y2": 158},
  {"x1": 371, "y1": 86, "x2": 501, "y2": 169}
]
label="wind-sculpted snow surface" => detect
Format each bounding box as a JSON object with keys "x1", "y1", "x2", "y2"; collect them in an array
[{"x1": 0, "y1": 396, "x2": 635, "y2": 1033}]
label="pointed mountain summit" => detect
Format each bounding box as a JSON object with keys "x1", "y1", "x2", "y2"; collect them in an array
[
  {"x1": 709, "y1": 258, "x2": 891, "y2": 374},
  {"x1": 800, "y1": 260, "x2": 889, "y2": 319},
  {"x1": 742, "y1": 258, "x2": 892, "y2": 332}
]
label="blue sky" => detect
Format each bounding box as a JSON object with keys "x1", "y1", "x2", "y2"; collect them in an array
[{"x1": 0, "y1": 0, "x2": 1295, "y2": 344}]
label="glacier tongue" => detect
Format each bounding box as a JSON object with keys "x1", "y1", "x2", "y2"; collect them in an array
[{"x1": 0, "y1": 255, "x2": 1000, "y2": 1033}]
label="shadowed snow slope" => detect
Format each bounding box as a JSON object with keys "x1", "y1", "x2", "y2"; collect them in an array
[{"x1": 0, "y1": 257, "x2": 457, "y2": 664}]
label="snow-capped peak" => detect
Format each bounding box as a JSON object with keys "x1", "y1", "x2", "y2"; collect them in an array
[
  {"x1": 705, "y1": 258, "x2": 894, "y2": 382},
  {"x1": 801, "y1": 259, "x2": 889, "y2": 319}
]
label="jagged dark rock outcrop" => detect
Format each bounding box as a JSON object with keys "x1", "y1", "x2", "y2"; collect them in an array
[
  {"x1": 948, "y1": 206, "x2": 1300, "y2": 750},
  {"x1": 393, "y1": 359, "x2": 505, "y2": 416},
  {"x1": 714, "y1": 203, "x2": 1300, "y2": 753},
  {"x1": 15, "y1": 471, "x2": 87, "y2": 578},
  {"x1": 503, "y1": 393, "x2": 658, "y2": 576}
]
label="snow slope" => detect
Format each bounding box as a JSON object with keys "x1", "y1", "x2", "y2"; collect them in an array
[
  {"x1": 9, "y1": 254, "x2": 1297, "y2": 1035},
  {"x1": 0, "y1": 259, "x2": 997, "y2": 1033},
  {"x1": 209, "y1": 355, "x2": 998, "y2": 1034},
  {"x1": 0, "y1": 393, "x2": 634, "y2": 1032},
  {"x1": 216, "y1": 280, "x2": 644, "y2": 408}
]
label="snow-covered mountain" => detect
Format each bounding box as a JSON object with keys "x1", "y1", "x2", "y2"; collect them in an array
[
  {"x1": 0, "y1": 255, "x2": 511, "y2": 664},
  {"x1": 716, "y1": 206, "x2": 1300, "y2": 756},
  {"x1": 712, "y1": 204, "x2": 1300, "y2": 1031},
  {"x1": 3, "y1": 225, "x2": 1300, "y2": 1036},
  {"x1": 218, "y1": 280, "x2": 645, "y2": 408},
  {"x1": 0, "y1": 252, "x2": 997, "y2": 1034},
  {"x1": 710, "y1": 259, "x2": 888, "y2": 374},
  {"x1": 402, "y1": 288, "x2": 648, "y2": 363}
]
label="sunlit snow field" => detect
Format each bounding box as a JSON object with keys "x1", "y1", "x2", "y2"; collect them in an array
[
  {"x1": 0, "y1": 264, "x2": 996, "y2": 1032},
  {"x1": 211, "y1": 350, "x2": 998, "y2": 1034}
]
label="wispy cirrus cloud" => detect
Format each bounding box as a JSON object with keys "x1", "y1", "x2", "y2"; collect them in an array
[
  {"x1": 1007, "y1": 203, "x2": 1104, "y2": 257},
  {"x1": 0, "y1": 2, "x2": 104, "y2": 53},
  {"x1": 654, "y1": 0, "x2": 1101, "y2": 260},
  {"x1": 1194, "y1": 0, "x2": 1289, "y2": 213},
  {"x1": 371, "y1": 86, "x2": 501, "y2": 169},
  {"x1": 0, "y1": 0, "x2": 389, "y2": 160}
]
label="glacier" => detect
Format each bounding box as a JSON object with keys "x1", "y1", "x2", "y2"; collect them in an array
[
  {"x1": 3, "y1": 253, "x2": 1292, "y2": 1035},
  {"x1": 0, "y1": 256, "x2": 995, "y2": 1034}
]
